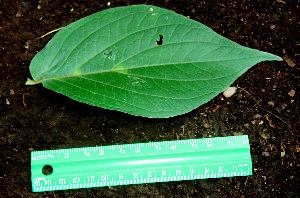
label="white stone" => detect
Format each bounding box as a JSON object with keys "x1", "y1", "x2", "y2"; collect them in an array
[{"x1": 223, "y1": 87, "x2": 237, "y2": 98}]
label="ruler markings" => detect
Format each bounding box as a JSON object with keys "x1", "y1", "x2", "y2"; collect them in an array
[{"x1": 31, "y1": 135, "x2": 252, "y2": 192}]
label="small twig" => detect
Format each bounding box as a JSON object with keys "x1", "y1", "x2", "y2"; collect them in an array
[
  {"x1": 260, "y1": 108, "x2": 288, "y2": 125},
  {"x1": 36, "y1": 27, "x2": 64, "y2": 40},
  {"x1": 236, "y1": 85, "x2": 290, "y2": 127},
  {"x1": 22, "y1": 93, "x2": 27, "y2": 110},
  {"x1": 244, "y1": 176, "x2": 249, "y2": 185},
  {"x1": 236, "y1": 85, "x2": 260, "y2": 106}
]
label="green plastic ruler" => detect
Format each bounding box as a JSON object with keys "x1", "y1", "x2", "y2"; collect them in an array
[{"x1": 31, "y1": 135, "x2": 252, "y2": 192}]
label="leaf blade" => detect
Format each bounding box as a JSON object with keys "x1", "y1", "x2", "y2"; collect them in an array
[{"x1": 28, "y1": 5, "x2": 282, "y2": 118}]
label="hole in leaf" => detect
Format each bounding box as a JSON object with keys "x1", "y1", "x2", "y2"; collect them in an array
[
  {"x1": 42, "y1": 165, "x2": 53, "y2": 175},
  {"x1": 156, "y1": 35, "x2": 163, "y2": 45}
]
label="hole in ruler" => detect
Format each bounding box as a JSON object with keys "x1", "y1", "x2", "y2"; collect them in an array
[{"x1": 42, "y1": 165, "x2": 53, "y2": 175}]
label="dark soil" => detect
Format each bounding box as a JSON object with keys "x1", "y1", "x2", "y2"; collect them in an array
[{"x1": 1, "y1": 0, "x2": 299, "y2": 197}]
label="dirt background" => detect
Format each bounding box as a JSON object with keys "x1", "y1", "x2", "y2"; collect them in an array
[{"x1": 1, "y1": 0, "x2": 299, "y2": 197}]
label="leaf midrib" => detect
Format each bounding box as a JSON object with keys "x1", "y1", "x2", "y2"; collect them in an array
[
  {"x1": 48, "y1": 37, "x2": 247, "y2": 81},
  {"x1": 41, "y1": 53, "x2": 262, "y2": 83}
]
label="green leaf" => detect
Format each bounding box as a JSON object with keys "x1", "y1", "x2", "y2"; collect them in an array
[{"x1": 26, "y1": 5, "x2": 282, "y2": 118}]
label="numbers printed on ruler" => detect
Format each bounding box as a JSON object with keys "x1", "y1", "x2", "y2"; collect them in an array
[
  {"x1": 119, "y1": 173, "x2": 124, "y2": 180},
  {"x1": 147, "y1": 171, "x2": 152, "y2": 179},
  {"x1": 228, "y1": 140, "x2": 233, "y2": 146},
  {"x1": 133, "y1": 172, "x2": 138, "y2": 179},
  {"x1": 205, "y1": 168, "x2": 210, "y2": 174},
  {"x1": 207, "y1": 141, "x2": 212, "y2": 147},
  {"x1": 170, "y1": 144, "x2": 176, "y2": 150},
  {"x1": 101, "y1": 174, "x2": 109, "y2": 182},
  {"x1": 162, "y1": 170, "x2": 167, "y2": 177},
  {"x1": 190, "y1": 168, "x2": 195, "y2": 175},
  {"x1": 84, "y1": 150, "x2": 90, "y2": 156},
  {"x1": 87, "y1": 176, "x2": 95, "y2": 183},
  {"x1": 73, "y1": 177, "x2": 80, "y2": 184},
  {"x1": 155, "y1": 144, "x2": 161, "y2": 150},
  {"x1": 34, "y1": 177, "x2": 51, "y2": 187},
  {"x1": 176, "y1": 169, "x2": 181, "y2": 176},
  {"x1": 58, "y1": 178, "x2": 66, "y2": 185},
  {"x1": 191, "y1": 141, "x2": 197, "y2": 148},
  {"x1": 135, "y1": 147, "x2": 140, "y2": 153},
  {"x1": 64, "y1": 152, "x2": 68, "y2": 158},
  {"x1": 32, "y1": 153, "x2": 54, "y2": 160},
  {"x1": 120, "y1": 148, "x2": 126, "y2": 153},
  {"x1": 219, "y1": 166, "x2": 223, "y2": 173}
]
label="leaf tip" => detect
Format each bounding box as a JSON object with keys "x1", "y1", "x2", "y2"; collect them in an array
[
  {"x1": 273, "y1": 55, "x2": 283, "y2": 61},
  {"x1": 265, "y1": 52, "x2": 283, "y2": 61}
]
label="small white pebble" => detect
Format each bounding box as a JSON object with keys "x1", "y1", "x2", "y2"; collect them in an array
[{"x1": 223, "y1": 87, "x2": 237, "y2": 98}]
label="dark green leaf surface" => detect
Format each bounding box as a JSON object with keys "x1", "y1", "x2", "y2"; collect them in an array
[{"x1": 26, "y1": 5, "x2": 282, "y2": 118}]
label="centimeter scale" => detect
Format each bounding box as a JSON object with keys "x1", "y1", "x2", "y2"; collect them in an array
[{"x1": 31, "y1": 135, "x2": 252, "y2": 192}]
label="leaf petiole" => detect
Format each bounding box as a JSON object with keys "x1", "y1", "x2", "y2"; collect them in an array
[{"x1": 25, "y1": 78, "x2": 43, "y2": 85}]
